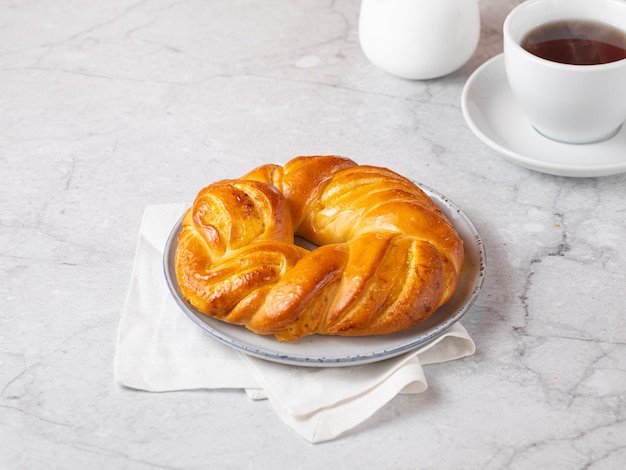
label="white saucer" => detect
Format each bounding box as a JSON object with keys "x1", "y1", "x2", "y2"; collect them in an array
[{"x1": 461, "y1": 54, "x2": 626, "y2": 178}]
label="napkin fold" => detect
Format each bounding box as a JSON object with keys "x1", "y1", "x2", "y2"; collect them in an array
[{"x1": 114, "y1": 204, "x2": 476, "y2": 443}]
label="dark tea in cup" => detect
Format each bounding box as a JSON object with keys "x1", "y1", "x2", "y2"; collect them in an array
[
  {"x1": 503, "y1": 0, "x2": 626, "y2": 144},
  {"x1": 521, "y1": 19, "x2": 626, "y2": 65}
]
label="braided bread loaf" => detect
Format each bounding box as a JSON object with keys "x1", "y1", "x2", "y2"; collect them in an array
[{"x1": 175, "y1": 156, "x2": 464, "y2": 341}]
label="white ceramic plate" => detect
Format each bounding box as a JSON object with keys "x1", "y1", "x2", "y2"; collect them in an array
[
  {"x1": 461, "y1": 54, "x2": 626, "y2": 178},
  {"x1": 163, "y1": 185, "x2": 486, "y2": 367}
]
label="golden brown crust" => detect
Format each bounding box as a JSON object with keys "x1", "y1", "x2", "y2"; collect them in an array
[{"x1": 175, "y1": 155, "x2": 464, "y2": 341}]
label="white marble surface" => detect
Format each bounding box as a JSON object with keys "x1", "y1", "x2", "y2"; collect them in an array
[{"x1": 2, "y1": 0, "x2": 626, "y2": 468}]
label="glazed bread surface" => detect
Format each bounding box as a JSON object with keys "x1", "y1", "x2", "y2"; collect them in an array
[{"x1": 175, "y1": 155, "x2": 464, "y2": 341}]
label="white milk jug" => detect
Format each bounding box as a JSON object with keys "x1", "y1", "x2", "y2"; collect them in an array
[{"x1": 359, "y1": 0, "x2": 481, "y2": 79}]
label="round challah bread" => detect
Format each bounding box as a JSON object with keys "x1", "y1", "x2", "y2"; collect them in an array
[{"x1": 175, "y1": 155, "x2": 464, "y2": 341}]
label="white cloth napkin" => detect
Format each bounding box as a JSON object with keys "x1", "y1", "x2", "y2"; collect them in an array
[{"x1": 114, "y1": 204, "x2": 476, "y2": 443}]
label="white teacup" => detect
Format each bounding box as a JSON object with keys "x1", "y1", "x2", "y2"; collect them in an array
[
  {"x1": 503, "y1": 0, "x2": 626, "y2": 144},
  {"x1": 359, "y1": 0, "x2": 481, "y2": 80}
]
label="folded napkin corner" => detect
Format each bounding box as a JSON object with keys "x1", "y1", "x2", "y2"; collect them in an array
[{"x1": 114, "y1": 204, "x2": 476, "y2": 444}]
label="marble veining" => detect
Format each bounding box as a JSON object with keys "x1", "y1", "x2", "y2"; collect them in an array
[{"x1": 1, "y1": 0, "x2": 626, "y2": 468}]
